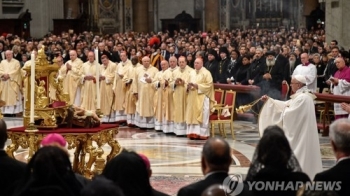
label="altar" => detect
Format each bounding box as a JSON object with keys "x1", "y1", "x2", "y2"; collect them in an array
[{"x1": 6, "y1": 46, "x2": 122, "y2": 177}]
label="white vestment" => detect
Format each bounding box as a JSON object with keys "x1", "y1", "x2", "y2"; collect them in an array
[
  {"x1": 333, "y1": 79, "x2": 350, "y2": 115},
  {"x1": 292, "y1": 64, "x2": 317, "y2": 92},
  {"x1": 259, "y1": 86, "x2": 322, "y2": 179}
]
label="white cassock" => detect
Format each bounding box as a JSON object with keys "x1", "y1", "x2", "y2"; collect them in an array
[
  {"x1": 292, "y1": 64, "x2": 317, "y2": 92},
  {"x1": 259, "y1": 86, "x2": 322, "y2": 179}
]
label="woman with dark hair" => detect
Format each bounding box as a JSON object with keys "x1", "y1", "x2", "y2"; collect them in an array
[
  {"x1": 12, "y1": 146, "x2": 82, "y2": 196},
  {"x1": 102, "y1": 150, "x2": 155, "y2": 196},
  {"x1": 245, "y1": 125, "x2": 310, "y2": 196},
  {"x1": 186, "y1": 53, "x2": 195, "y2": 68}
]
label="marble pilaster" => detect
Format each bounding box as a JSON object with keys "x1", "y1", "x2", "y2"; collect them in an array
[
  {"x1": 325, "y1": 0, "x2": 350, "y2": 49},
  {"x1": 133, "y1": 0, "x2": 149, "y2": 32},
  {"x1": 205, "y1": 0, "x2": 219, "y2": 31}
]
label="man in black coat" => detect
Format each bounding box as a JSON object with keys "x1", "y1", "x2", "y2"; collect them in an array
[
  {"x1": 177, "y1": 137, "x2": 232, "y2": 196},
  {"x1": 215, "y1": 47, "x2": 231, "y2": 83},
  {"x1": 204, "y1": 49, "x2": 219, "y2": 83},
  {"x1": 0, "y1": 119, "x2": 26, "y2": 196},
  {"x1": 314, "y1": 118, "x2": 350, "y2": 196}
]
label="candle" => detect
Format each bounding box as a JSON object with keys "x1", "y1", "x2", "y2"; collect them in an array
[
  {"x1": 94, "y1": 49, "x2": 100, "y2": 109},
  {"x1": 30, "y1": 51, "x2": 35, "y2": 124}
]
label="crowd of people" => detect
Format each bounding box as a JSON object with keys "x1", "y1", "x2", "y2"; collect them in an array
[
  {"x1": 1, "y1": 27, "x2": 350, "y2": 140},
  {"x1": 1, "y1": 117, "x2": 350, "y2": 196},
  {"x1": 1, "y1": 27, "x2": 350, "y2": 195}
]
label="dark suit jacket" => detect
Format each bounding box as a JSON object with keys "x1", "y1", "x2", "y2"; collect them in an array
[
  {"x1": 247, "y1": 167, "x2": 310, "y2": 196},
  {"x1": 0, "y1": 150, "x2": 26, "y2": 196},
  {"x1": 152, "y1": 188, "x2": 169, "y2": 196},
  {"x1": 177, "y1": 172, "x2": 228, "y2": 196},
  {"x1": 314, "y1": 158, "x2": 350, "y2": 196},
  {"x1": 205, "y1": 60, "x2": 219, "y2": 83}
]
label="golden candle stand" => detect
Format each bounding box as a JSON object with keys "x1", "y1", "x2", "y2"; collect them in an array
[
  {"x1": 6, "y1": 124, "x2": 122, "y2": 178},
  {"x1": 22, "y1": 45, "x2": 70, "y2": 129}
]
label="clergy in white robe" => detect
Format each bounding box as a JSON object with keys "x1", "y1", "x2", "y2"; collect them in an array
[
  {"x1": 153, "y1": 60, "x2": 168, "y2": 131},
  {"x1": 124, "y1": 57, "x2": 142, "y2": 125},
  {"x1": 80, "y1": 51, "x2": 99, "y2": 111},
  {"x1": 100, "y1": 54, "x2": 117, "y2": 122},
  {"x1": 171, "y1": 56, "x2": 193, "y2": 135},
  {"x1": 327, "y1": 57, "x2": 350, "y2": 119},
  {"x1": 132, "y1": 56, "x2": 158, "y2": 129},
  {"x1": 259, "y1": 75, "x2": 322, "y2": 179},
  {"x1": 185, "y1": 58, "x2": 215, "y2": 140},
  {"x1": 65, "y1": 50, "x2": 84, "y2": 106},
  {"x1": 292, "y1": 53, "x2": 317, "y2": 92},
  {"x1": 113, "y1": 52, "x2": 131, "y2": 122},
  {"x1": 159, "y1": 57, "x2": 178, "y2": 133},
  {"x1": 0, "y1": 50, "x2": 22, "y2": 114}
]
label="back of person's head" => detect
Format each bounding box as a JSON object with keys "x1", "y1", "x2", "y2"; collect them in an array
[
  {"x1": 41, "y1": 133, "x2": 66, "y2": 147},
  {"x1": 297, "y1": 187, "x2": 339, "y2": 196},
  {"x1": 257, "y1": 125, "x2": 292, "y2": 167},
  {"x1": 330, "y1": 118, "x2": 350, "y2": 155},
  {"x1": 0, "y1": 119, "x2": 7, "y2": 149},
  {"x1": 102, "y1": 150, "x2": 153, "y2": 196},
  {"x1": 13, "y1": 146, "x2": 82, "y2": 196},
  {"x1": 202, "y1": 137, "x2": 232, "y2": 172},
  {"x1": 81, "y1": 176, "x2": 125, "y2": 196},
  {"x1": 201, "y1": 184, "x2": 228, "y2": 196}
]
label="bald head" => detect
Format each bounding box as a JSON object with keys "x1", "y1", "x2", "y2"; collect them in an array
[
  {"x1": 160, "y1": 60, "x2": 169, "y2": 71},
  {"x1": 330, "y1": 119, "x2": 350, "y2": 155},
  {"x1": 142, "y1": 56, "x2": 151, "y2": 68},
  {"x1": 202, "y1": 137, "x2": 232, "y2": 173},
  {"x1": 0, "y1": 119, "x2": 8, "y2": 149},
  {"x1": 169, "y1": 56, "x2": 177, "y2": 68},
  {"x1": 201, "y1": 184, "x2": 228, "y2": 196},
  {"x1": 335, "y1": 57, "x2": 346, "y2": 70},
  {"x1": 300, "y1": 53, "x2": 309, "y2": 65},
  {"x1": 194, "y1": 57, "x2": 204, "y2": 70}
]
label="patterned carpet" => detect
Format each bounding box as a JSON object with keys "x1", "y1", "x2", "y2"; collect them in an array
[{"x1": 151, "y1": 176, "x2": 203, "y2": 196}]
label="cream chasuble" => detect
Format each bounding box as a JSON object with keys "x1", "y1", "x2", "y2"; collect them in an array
[
  {"x1": 153, "y1": 70, "x2": 166, "y2": 126},
  {"x1": 0, "y1": 58, "x2": 22, "y2": 108},
  {"x1": 100, "y1": 61, "x2": 116, "y2": 116},
  {"x1": 65, "y1": 58, "x2": 84, "y2": 105},
  {"x1": 124, "y1": 63, "x2": 142, "y2": 115},
  {"x1": 113, "y1": 59, "x2": 132, "y2": 111},
  {"x1": 172, "y1": 66, "x2": 193, "y2": 123},
  {"x1": 80, "y1": 61, "x2": 99, "y2": 111},
  {"x1": 259, "y1": 86, "x2": 323, "y2": 179},
  {"x1": 133, "y1": 66, "x2": 158, "y2": 117},
  {"x1": 124, "y1": 63, "x2": 142, "y2": 125},
  {"x1": 185, "y1": 67, "x2": 214, "y2": 139}
]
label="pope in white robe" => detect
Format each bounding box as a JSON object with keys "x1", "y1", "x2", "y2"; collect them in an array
[{"x1": 259, "y1": 75, "x2": 322, "y2": 179}]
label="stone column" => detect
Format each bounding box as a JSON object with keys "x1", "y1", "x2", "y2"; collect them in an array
[
  {"x1": 205, "y1": 0, "x2": 219, "y2": 31},
  {"x1": 64, "y1": 0, "x2": 80, "y2": 19},
  {"x1": 326, "y1": 0, "x2": 350, "y2": 48},
  {"x1": 133, "y1": 0, "x2": 148, "y2": 32}
]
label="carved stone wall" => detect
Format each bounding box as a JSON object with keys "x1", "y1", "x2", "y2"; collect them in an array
[{"x1": 97, "y1": 0, "x2": 120, "y2": 34}]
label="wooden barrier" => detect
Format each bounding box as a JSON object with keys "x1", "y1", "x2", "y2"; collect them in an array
[{"x1": 213, "y1": 84, "x2": 350, "y2": 136}]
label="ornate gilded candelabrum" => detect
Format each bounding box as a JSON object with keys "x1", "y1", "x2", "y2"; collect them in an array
[{"x1": 235, "y1": 98, "x2": 263, "y2": 114}]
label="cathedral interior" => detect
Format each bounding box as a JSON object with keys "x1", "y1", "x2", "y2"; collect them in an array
[{"x1": 0, "y1": 0, "x2": 324, "y2": 38}]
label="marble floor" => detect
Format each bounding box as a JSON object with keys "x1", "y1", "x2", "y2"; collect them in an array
[{"x1": 4, "y1": 117, "x2": 336, "y2": 195}]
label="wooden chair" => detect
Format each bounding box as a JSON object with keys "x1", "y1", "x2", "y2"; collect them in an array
[
  {"x1": 214, "y1": 89, "x2": 225, "y2": 106},
  {"x1": 209, "y1": 90, "x2": 237, "y2": 139},
  {"x1": 281, "y1": 82, "x2": 289, "y2": 100}
]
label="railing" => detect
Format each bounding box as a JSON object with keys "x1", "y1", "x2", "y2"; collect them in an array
[{"x1": 214, "y1": 84, "x2": 350, "y2": 136}]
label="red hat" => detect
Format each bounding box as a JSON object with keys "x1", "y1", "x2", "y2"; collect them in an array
[
  {"x1": 41, "y1": 133, "x2": 66, "y2": 147},
  {"x1": 139, "y1": 153, "x2": 150, "y2": 169}
]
